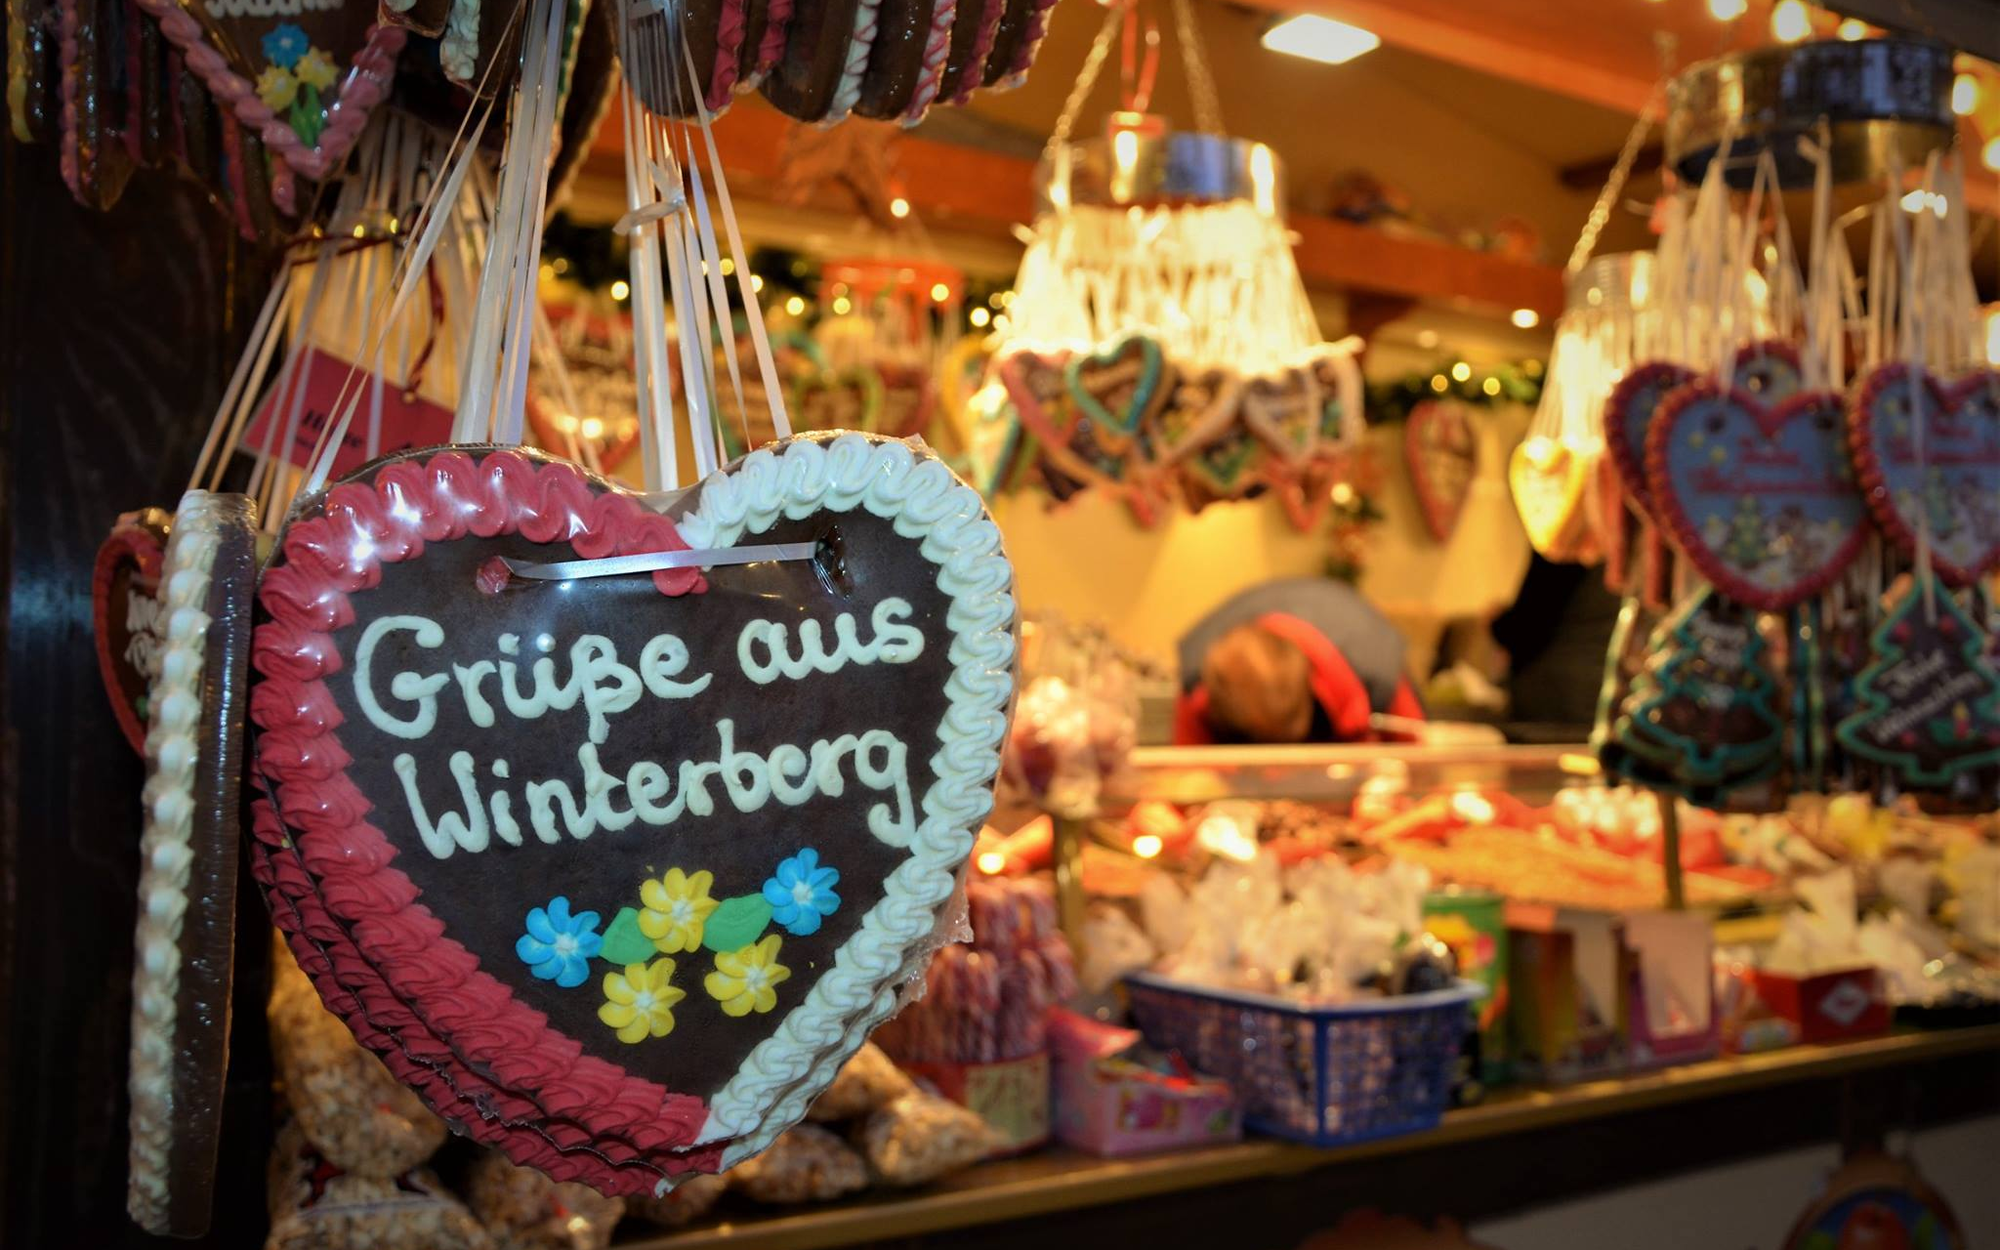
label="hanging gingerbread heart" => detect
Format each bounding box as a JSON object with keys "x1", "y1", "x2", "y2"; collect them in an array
[
  {"x1": 793, "y1": 363, "x2": 886, "y2": 433},
  {"x1": 1178, "y1": 412, "x2": 1268, "y2": 506},
  {"x1": 1848, "y1": 365, "x2": 2000, "y2": 587},
  {"x1": 250, "y1": 435, "x2": 1016, "y2": 1191},
  {"x1": 1646, "y1": 381, "x2": 1867, "y2": 611},
  {"x1": 1239, "y1": 364, "x2": 1322, "y2": 468},
  {"x1": 875, "y1": 359, "x2": 937, "y2": 438},
  {"x1": 127, "y1": 491, "x2": 258, "y2": 1236},
  {"x1": 1603, "y1": 362, "x2": 1698, "y2": 520},
  {"x1": 93, "y1": 508, "x2": 173, "y2": 753},
  {"x1": 1835, "y1": 578, "x2": 2000, "y2": 795},
  {"x1": 117, "y1": 0, "x2": 404, "y2": 213},
  {"x1": 1508, "y1": 437, "x2": 1596, "y2": 562},
  {"x1": 1063, "y1": 332, "x2": 1168, "y2": 462},
  {"x1": 1405, "y1": 399, "x2": 1477, "y2": 543}
]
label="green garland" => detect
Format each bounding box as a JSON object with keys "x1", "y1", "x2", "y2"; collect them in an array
[{"x1": 1367, "y1": 358, "x2": 1544, "y2": 426}]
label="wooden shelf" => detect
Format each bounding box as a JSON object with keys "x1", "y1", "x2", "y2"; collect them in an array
[{"x1": 620, "y1": 1024, "x2": 2000, "y2": 1249}]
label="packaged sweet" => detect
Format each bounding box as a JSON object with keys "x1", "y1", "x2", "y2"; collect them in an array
[
  {"x1": 806, "y1": 1042, "x2": 916, "y2": 1122},
  {"x1": 727, "y1": 1125, "x2": 869, "y2": 1204},
  {"x1": 623, "y1": 1174, "x2": 728, "y2": 1228},
  {"x1": 858, "y1": 1088, "x2": 1005, "y2": 1186},
  {"x1": 265, "y1": 1122, "x2": 486, "y2": 1250},
  {"x1": 267, "y1": 946, "x2": 446, "y2": 1177},
  {"x1": 465, "y1": 1151, "x2": 624, "y2": 1250}
]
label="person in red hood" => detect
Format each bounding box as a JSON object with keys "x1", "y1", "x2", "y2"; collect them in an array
[{"x1": 1173, "y1": 578, "x2": 1424, "y2": 744}]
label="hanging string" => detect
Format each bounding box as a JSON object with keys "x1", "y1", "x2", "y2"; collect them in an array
[
  {"x1": 1565, "y1": 83, "x2": 1663, "y2": 279},
  {"x1": 1168, "y1": 0, "x2": 1222, "y2": 136}
]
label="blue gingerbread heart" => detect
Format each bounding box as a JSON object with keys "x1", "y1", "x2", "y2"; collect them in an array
[
  {"x1": 1646, "y1": 379, "x2": 1868, "y2": 611},
  {"x1": 1848, "y1": 364, "x2": 2000, "y2": 588}
]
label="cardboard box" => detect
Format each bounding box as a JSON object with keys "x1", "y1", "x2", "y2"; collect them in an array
[{"x1": 1750, "y1": 967, "x2": 1890, "y2": 1044}]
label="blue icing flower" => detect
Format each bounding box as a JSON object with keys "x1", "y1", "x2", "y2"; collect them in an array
[
  {"x1": 261, "y1": 23, "x2": 309, "y2": 68},
  {"x1": 763, "y1": 849, "x2": 841, "y2": 936},
  {"x1": 515, "y1": 896, "x2": 603, "y2": 988}
]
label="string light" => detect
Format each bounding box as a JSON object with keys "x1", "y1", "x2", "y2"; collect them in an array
[
  {"x1": 930, "y1": 282, "x2": 951, "y2": 302},
  {"x1": 889, "y1": 197, "x2": 911, "y2": 219},
  {"x1": 831, "y1": 295, "x2": 853, "y2": 315},
  {"x1": 1450, "y1": 361, "x2": 1472, "y2": 383},
  {"x1": 1482, "y1": 376, "x2": 1502, "y2": 397},
  {"x1": 609, "y1": 279, "x2": 630, "y2": 301},
  {"x1": 1985, "y1": 136, "x2": 2000, "y2": 172},
  {"x1": 720, "y1": 256, "x2": 735, "y2": 276},
  {"x1": 751, "y1": 275, "x2": 764, "y2": 292},
  {"x1": 1510, "y1": 308, "x2": 1540, "y2": 329},
  {"x1": 1952, "y1": 72, "x2": 1980, "y2": 116},
  {"x1": 969, "y1": 307, "x2": 991, "y2": 328},
  {"x1": 1430, "y1": 374, "x2": 1449, "y2": 393},
  {"x1": 1836, "y1": 17, "x2": 1868, "y2": 39},
  {"x1": 784, "y1": 295, "x2": 806, "y2": 316},
  {"x1": 1770, "y1": 0, "x2": 1810, "y2": 41},
  {"x1": 1706, "y1": 0, "x2": 1746, "y2": 20}
]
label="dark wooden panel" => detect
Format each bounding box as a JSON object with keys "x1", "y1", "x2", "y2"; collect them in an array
[{"x1": 1, "y1": 135, "x2": 273, "y2": 1249}]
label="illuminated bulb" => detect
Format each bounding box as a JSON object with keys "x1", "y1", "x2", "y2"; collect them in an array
[
  {"x1": 580, "y1": 417, "x2": 604, "y2": 439},
  {"x1": 1770, "y1": 0, "x2": 1810, "y2": 42},
  {"x1": 1449, "y1": 790, "x2": 1497, "y2": 824},
  {"x1": 1706, "y1": 0, "x2": 1746, "y2": 20},
  {"x1": 1331, "y1": 481, "x2": 1356, "y2": 505},
  {"x1": 552, "y1": 257, "x2": 570, "y2": 274},
  {"x1": 832, "y1": 295, "x2": 853, "y2": 315},
  {"x1": 976, "y1": 851, "x2": 1006, "y2": 875},
  {"x1": 1415, "y1": 329, "x2": 1440, "y2": 349},
  {"x1": 784, "y1": 295, "x2": 806, "y2": 316},
  {"x1": 1131, "y1": 834, "x2": 1163, "y2": 859},
  {"x1": 1510, "y1": 308, "x2": 1540, "y2": 329},
  {"x1": 931, "y1": 282, "x2": 950, "y2": 302},
  {"x1": 1450, "y1": 361, "x2": 1472, "y2": 383},
  {"x1": 1986, "y1": 136, "x2": 2000, "y2": 172},
  {"x1": 1482, "y1": 376, "x2": 1502, "y2": 397},
  {"x1": 751, "y1": 275, "x2": 764, "y2": 292},
  {"x1": 720, "y1": 256, "x2": 735, "y2": 275},
  {"x1": 969, "y1": 306, "x2": 991, "y2": 328},
  {"x1": 1430, "y1": 374, "x2": 1449, "y2": 393},
  {"x1": 609, "y1": 279, "x2": 631, "y2": 301},
  {"x1": 539, "y1": 263, "x2": 555, "y2": 282},
  {"x1": 1899, "y1": 189, "x2": 1948, "y2": 217},
  {"x1": 1836, "y1": 17, "x2": 1868, "y2": 39},
  {"x1": 1952, "y1": 72, "x2": 1979, "y2": 116},
  {"x1": 889, "y1": 197, "x2": 911, "y2": 219},
  {"x1": 1260, "y1": 14, "x2": 1379, "y2": 64}
]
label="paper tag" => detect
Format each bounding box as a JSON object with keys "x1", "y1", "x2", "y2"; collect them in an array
[{"x1": 242, "y1": 350, "x2": 455, "y2": 478}]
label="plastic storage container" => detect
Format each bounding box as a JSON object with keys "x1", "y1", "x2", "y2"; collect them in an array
[{"x1": 1124, "y1": 973, "x2": 1483, "y2": 1147}]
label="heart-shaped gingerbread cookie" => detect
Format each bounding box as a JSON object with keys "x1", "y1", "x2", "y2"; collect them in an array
[
  {"x1": 93, "y1": 508, "x2": 173, "y2": 753},
  {"x1": 250, "y1": 435, "x2": 1016, "y2": 1191},
  {"x1": 1508, "y1": 437, "x2": 1594, "y2": 560},
  {"x1": 1063, "y1": 332, "x2": 1167, "y2": 464},
  {"x1": 1848, "y1": 365, "x2": 2000, "y2": 587},
  {"x1": 1602, "y1": 362, "x2": 1698, "y2": 520},
  {"x1": 1405, "y1": 399, "x2": 1477, "y2": 543},
  {"x1": 1647, "y1": 380, "x2": 1867, "y2": 611}
]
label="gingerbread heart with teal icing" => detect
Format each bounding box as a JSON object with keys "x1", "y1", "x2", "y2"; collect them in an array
[
  {"x1": 112, "y1": 0, "x2": 405, "y2": 214},
  {"x1": 249, "y1": 434, "x2": 1016, "y2": 1193},
  {"x1": 1848, "y1": 364, "x2": 2000, "y2": 588},
  {"x1": 1063, "y1": 332, "x2": 1167, "y2": 469},
  {"x1": 1646, "y1": 380, "x2": 1867, "y2": 612}
]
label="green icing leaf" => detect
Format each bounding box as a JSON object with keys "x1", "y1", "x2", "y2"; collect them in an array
[
  {"x1": 703, "y1": 895, "x2": 773, "y2": 953},
  {"x1": 599, "y1": 907, "x2": 656, "y2": 966}
]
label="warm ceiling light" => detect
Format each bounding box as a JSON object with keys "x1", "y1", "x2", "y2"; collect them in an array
[
  {"x1": 1261, "y1": 14, "x2": 1380, "y2": 65},
  {"x1": 1706, "y1": 0, "x2": 1747, "y2": 20},
  {"x1": 1836, "y1": 17, "x2": 1868, "y2": 39},
  {"x1": 889, "y1": 197, "x2": 911, "y2": 219},
  {"x1": 1770, "y1": 0, "x2": 1811, "y2": 41},
  {"x1": 1510, "y1": 308, "x2": 1540, "y2": 329},
  {"x1": 1951, "y1": 72, "x2": 1980, "y2": 116},
  {"x1": 1985, "y1": 136, "x2": 2000, "y2": 172}
]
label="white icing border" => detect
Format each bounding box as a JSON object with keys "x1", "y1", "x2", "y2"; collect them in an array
[
  {"x1": 125, "y1": 491, "x2": 228, "y2": 1232},
  {"x1": 676, "y1": 434, "x2": 1015, "y2": 1166},
  {"x1": 821, "y1": 0, "x2": 884, "y2": 123}
]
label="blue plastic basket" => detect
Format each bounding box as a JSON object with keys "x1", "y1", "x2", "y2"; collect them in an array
[{"x1": 1124, "y1": 972, "x2": 1484, "y2": 1147}]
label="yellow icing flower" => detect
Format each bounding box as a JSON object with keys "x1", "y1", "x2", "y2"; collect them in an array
[
  {"x1": 294, "y1": 46, "x2": 338, "y2": 91},
  {"x1": 598, "y1": 959, "x2": 685, "y2": 1044},
  {"x1": 638, "y1": 868, "x2": 719, "y2": 954},
  {"x1": 255, "y1": 66, "x2": 297, "y2": 110},
  {"x1": 704, "y1": 935, "x2": 790, "y2": 1017}
]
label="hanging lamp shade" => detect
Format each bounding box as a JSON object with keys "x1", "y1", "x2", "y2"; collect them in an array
[
  {"x1": 1666, "y1": 38, "x2": 1955, "y2": 189},
  {"x1": 1036, "y1": 129, "x2": 1285, "y2": 216}
]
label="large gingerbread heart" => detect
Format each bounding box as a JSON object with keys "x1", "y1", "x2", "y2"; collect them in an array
[
  {"x1": 1405, "y1": 399, "x2": 1477, "y2": 543},
  {"x1": 119, "y1": 0, "x2": 404, "y2": 212},
  {"x1": 1848, "y1": 365, "x2": 2000, "y2": 587},
  {"x1": 1647, "y1": 380, "x2": 1867, "y2": 611},
  {"x1": 251, "y1": 435, "x2": 1016, "y2": 1190},
  {"x1": 93, "y1": 508, "x2": 173, "y2": 753}
]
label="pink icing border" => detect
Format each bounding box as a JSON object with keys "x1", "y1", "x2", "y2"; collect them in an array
[
  {"x1": 251, "y1": 450, "x2": 718, "y2": 1186},
  {"x1": 1646, "y1": 379, "x2": 1870, "y2": 612},
  {"x1": 946, "y1": 0, "x2": 1004, "y2": 105},
  {"x1": 709, "y1": 0, "x2": 748, "y2": 109},
  {"x1": 124, "y1": 0, "x2": 405, "y2": 214},
  {"x1": 746, "y1": 0, "x2": 793, "y2": 84},
  {"x1": 901, "y1": 0, "x2": 956, "y2": 123},
  {"x1": 250, "y1": 799, "x2": 727, "y2": 1191},
  {"x1": 996, "y1": 0, "x2": 1056, "y2": 88},
  {"x1": 1847, "y1": 363, "x2": 2000, "y2": 589}
]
